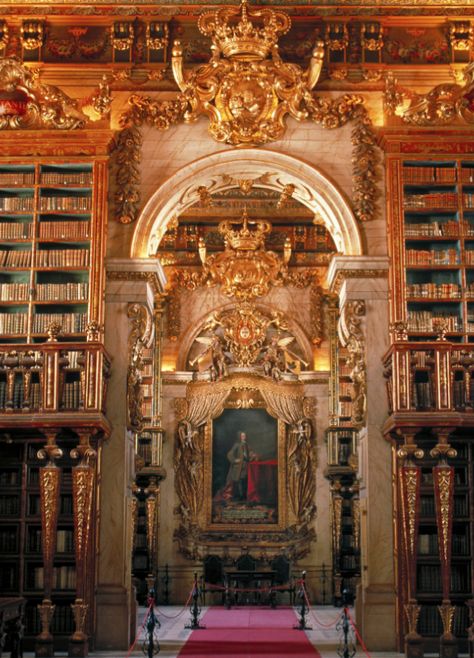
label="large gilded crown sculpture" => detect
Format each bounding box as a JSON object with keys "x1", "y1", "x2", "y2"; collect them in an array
[
  {"x1": 171, "y1": 0, "x2": 324, "y2": 146},
  {"x1": 197, "y1": 0, "x2": 291, "y2": 61},
  {"x1": 198, "y1": 209, "x2": 291, "y2": 300}
]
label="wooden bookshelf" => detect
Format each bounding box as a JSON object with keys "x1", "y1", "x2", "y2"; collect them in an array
[
  {"x1": 384, "y1": 137, "x2": 474, "y2": 342},
  {"x1": 0, "y1": 159, "x2": 107, "y2": 344}
]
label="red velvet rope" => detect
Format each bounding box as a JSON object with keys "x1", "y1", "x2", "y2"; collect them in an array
[
  {"x1": 155, "y1": 587, "x2": 195, "y2": 619},
  {"x1": 302, "y1": 589, "x2": 341, "y2": 628},
  {"x1": 125, "y1": 600, "x2": 154, "y2": 658},
  {"x1": 346, "y1": 607, "x2": 372, "y2": 658}
]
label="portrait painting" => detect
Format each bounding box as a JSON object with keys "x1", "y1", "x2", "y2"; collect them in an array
[{"x1": 205, "y1": 408, "x2": 285, "y2": 529}]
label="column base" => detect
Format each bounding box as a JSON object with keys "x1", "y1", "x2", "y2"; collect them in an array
[
  {"x1": 35, "y1": 636, "x2": 54, "y2": 658},
  {"x1": 405, "y1": 633, "x2": 424, "y2": 658},
  {"x1": 440, "y1": 635, "x2": 458, "y2": 658},
  {"x1": 68, "y1": 637, "x2": 89, "y2": 658}
]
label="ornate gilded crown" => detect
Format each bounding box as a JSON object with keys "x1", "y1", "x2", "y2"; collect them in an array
[
  {"x1": 218, "y1": 209, "x2": 271, "y2": 250},
  {"x1": 198, "y1": 0, "x2": 291, "y2": 61}
]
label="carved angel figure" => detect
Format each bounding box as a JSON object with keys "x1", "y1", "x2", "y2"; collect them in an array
[
  {"x1": 189, "y1": 334, "x2": 228, "y2": 380},
  {"x1": 261, "y1": 334, "x2": 306, "y2": 380}
]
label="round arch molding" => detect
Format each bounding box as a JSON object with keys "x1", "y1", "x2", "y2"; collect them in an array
[{"x1": 130, "y1": 148, "x2": 363, "y2": 258}]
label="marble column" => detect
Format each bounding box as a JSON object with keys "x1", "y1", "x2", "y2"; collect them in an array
[
  {"x1": 328, "y1": 255, "x2": 395, "y2": 650},
  {"x1": 95, "y1": 258, "x2": 166, "y2": 650}
]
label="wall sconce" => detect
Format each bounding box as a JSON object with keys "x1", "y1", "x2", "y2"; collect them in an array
[{"x1": 146, "y1": 21, "x2": 169, "y2": 63}]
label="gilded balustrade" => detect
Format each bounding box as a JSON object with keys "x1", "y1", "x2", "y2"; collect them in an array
[
  {"x1": 383, "y1": 341, "x2": 474, "y2": 424},
  {"x1": 0, "y1": 343, "x2": 110, "y2": 428}
]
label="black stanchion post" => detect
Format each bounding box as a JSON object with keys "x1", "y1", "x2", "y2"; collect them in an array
[
  {"x1": 320, "y1": 563, "x2": 328, "y2": 605},
  {"x1": 293, "y1": 571, "x2": 312, "y2": 630},
  {"x1": 143, "y1": 585, "x2": 161, "y2": 657},
  {"x1": 185, "y1": 572, "x2": 206, "y2": 630},
  {"x1": 224, "y1": 574, "x2": 231, "y2": 610},
  {"x1": 337, "y1": 589, "x2": 356, "y2": 658},
  {"x1": 162, "y1": 564, "x2": 170, "y2": 605}
]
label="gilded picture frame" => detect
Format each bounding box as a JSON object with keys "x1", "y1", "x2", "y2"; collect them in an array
[{"x1": 204, "y1": 407, "x2": 287, "y2": 533}]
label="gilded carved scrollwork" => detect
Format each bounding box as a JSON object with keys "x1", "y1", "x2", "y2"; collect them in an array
[
  {"x1": 114, "y1": 1, "x2": 377, "y2": 225},
  {"x1": 384, "y1": 63, "x2": 474, "y2": 127},
  {"x1": 0, "y1": 58, "x2": 87, "y2": 130},
  {"x1": 287, "y1": 420, "x2": 316, "y2": 523},
  {"x1": 339, "y1": 300, "x2": 367, "y2": 428},
  {"x1": 175, "y1": 419, "x2": 204, "y2": 523},
  {"x1": 37, "y1": 432, "x2": 63, "y2": 616},
  {"x1": 127, "y1": 302, "x2": 154, "y2": 432}
]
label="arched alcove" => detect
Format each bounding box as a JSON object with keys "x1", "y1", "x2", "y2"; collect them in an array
[{"x1": 131, "y1": 148, "x2": 363, "y2": 258}]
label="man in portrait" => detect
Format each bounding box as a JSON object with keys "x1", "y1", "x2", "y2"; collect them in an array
[{"x1": 225, "y1": 431, "x2": 257, "y2": 501}]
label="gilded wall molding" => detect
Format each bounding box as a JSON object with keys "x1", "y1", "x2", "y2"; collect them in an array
[
  {"x1": 330, "y1": 268, "x2": 388, "y2": 296},
  {"x1": 114, "y1": 2, "x2": 378, "y2": 226},
  {"x1": 384, "y1": 63, "x2": 474, "y2": 127},
  {"x1": 0, "y1": 57, "x2": 87, "y2": 129}
]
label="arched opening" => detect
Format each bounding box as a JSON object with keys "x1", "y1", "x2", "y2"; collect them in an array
[{"x1": 131, "y1": 148, "x2": 363, "y2": 259}]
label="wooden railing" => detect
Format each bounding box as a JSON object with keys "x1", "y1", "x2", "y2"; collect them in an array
[
  {"x1": 0, "y1": 343, "x2": 110, "y2": 420},
  {"x1": 383, "y1": 341, "x2": 474, "y2": 415}
]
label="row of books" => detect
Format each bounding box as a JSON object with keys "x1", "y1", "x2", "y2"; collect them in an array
[
  {"x1": 0, "y1": 565, "x2": 18, "y2": 590},
  {"x1": 338, "y1": 401, "x2": 353, "y2": 417},
  {"x1": 0, "y1": 312, "x2": 28, "y2": 334},
  {"x1": 41, "y1": 171, "x2": 93, "y2": 185},
  {"x1": 464, "y1": 251, "x2": 474, "y2": 264},
  {"x1": 36, "y1": 282, "x2": 88, "y2": 301},
  {"x1": 33, "y1": 312, "x2": 87, "y2": 333},
  {"x1": 418, "y1": 534, "x2": 438, "y2": 555},
  {"x1": 62, "y1": 381, "x2": 82, "y2": 410},
  {"x1": 0, "y1": 495, "x2": 20, "y2": 515},
  {"x1": 0, "y1": 283, "x2": 29, "y2": 301},
  {"x1": 406, "y1": 248, "x2": 459, "y2": 265},
  {"x1": 404, "y1": 192, "x2": 458, "y2": 209},
  {"x1": 39, "y1": 220, "x2": 90, "y2": 240},
  {"x1": 403, "y1": 166, "x2": 457, "y2": 183},
  {"x1": 407, "y1": 311, "x2": 462, "y2": 332},
  {"x1": 30, "y1": 565, "x2": 76, "y2": 590},
  {"x1": 405, "y1": 220, "x2": 460, "y2": 237},
  {"x1": 406, "y1": 283, "x2": 461, "y2": 299},
  {"x1": 36, "y1": 248, "x2": 89, "y2": 267},
  {"x1": 0, "y1": 249, "x2": 31, "y2": 267},
  {"x1": 463, "y1": 193, "x2": 474, "y2": 208},
  {"x1": 0, "y1": 529, "x2": 17, "y2": 552},
  {"x1": 413, "y1": 381, "x2": 433, "y2": 409},
  {"x1": 0, "y1": 197, "x2": 34, "y2": 212},
  {"x1": 27, "y1": 528, "x2": 74, "y2": 554},
  {"x1": 39, "y1": 196, "x2": 92, "y2": 212},
  {"x1": 339, "y1": 382, "x2": 353, "y2": 398},
  {"x1": 0, "y1": 171, "x2": 35, "y2": 185},
  {"x1": 0, "y1": 469, "x2": 20, "y2": 486},
  {"x1": 0, "y1": 221, "x2": 32, "y2": 239}
]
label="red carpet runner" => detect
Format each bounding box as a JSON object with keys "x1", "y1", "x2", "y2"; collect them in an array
[{"x1": 178, "y1": 607, "x2": 321, "y2": 657}]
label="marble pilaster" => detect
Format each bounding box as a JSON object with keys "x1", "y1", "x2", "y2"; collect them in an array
[
  {"x1": 95, "y1": 258, "x2": 166, "y2": 650},
  {"x1": 328, "y1": 255, "x2": 395, "y2": 650}
]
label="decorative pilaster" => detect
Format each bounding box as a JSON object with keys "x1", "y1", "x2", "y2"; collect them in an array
[
  {"x1": 36, "y1": 432, "x2": 63, "y2": 658},
  {"x1": 397, "y1": 437, "x2": 424, "y2": 658},
  {"x1": 69, "y1": 432, "x2": 97, "y2": 658},
  {"x1": 431, "y1": 434, "x2": 458, "y2": 658},
  {"x1": 144, "y1": 477, "x2": 159, "y2": 577}
]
